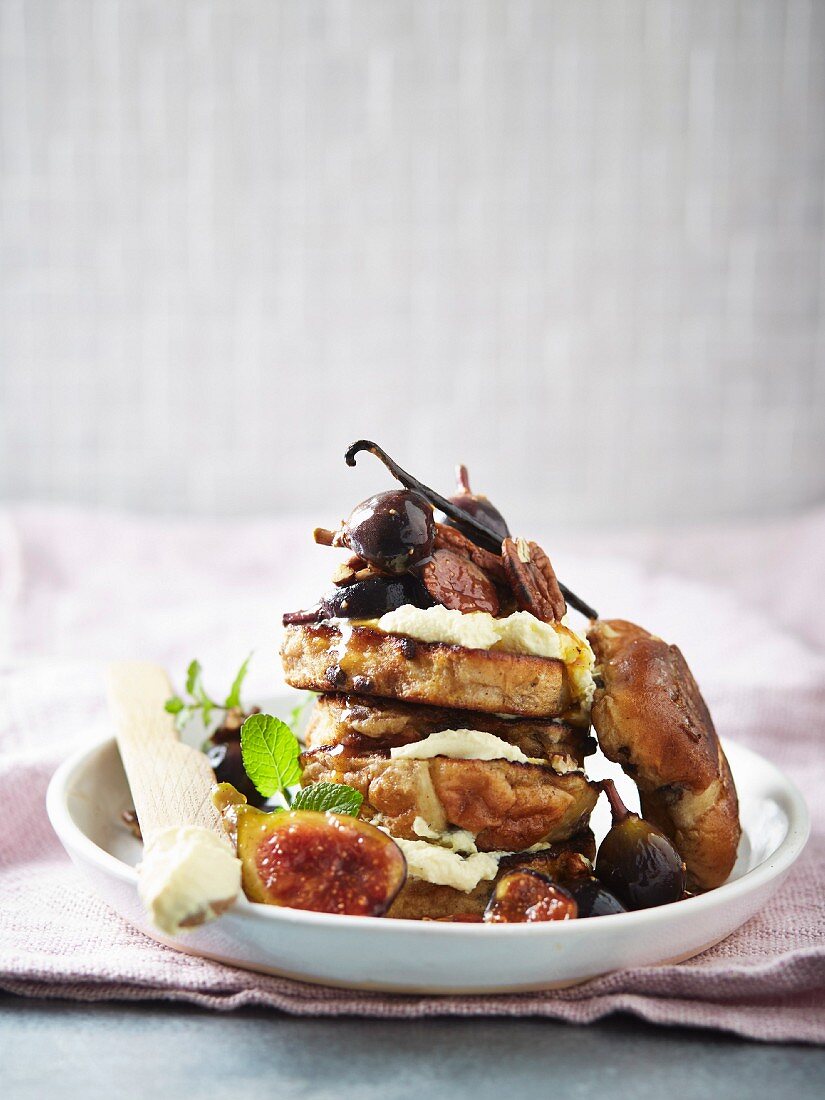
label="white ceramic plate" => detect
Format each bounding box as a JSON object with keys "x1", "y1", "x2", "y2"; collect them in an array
[{"x1": 46, "y1": 696, "x2": 809, "y2": 994}]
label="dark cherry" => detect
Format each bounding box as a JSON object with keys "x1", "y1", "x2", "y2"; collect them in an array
[
  {"x1": 319, "y1": 574, "x2": 433, "y2": 620},
  {"x1": 447, "y1": 465, "x2": 510, "y2": 541},
  {"x1": 595, "y1": 780, "x2": 686, "y2": 910},
  {"x1": 564, "y1": 875, "x2": 627, "y2": 917},
  {"x1": 344, "y1": 490, "x2": 435, "y2": 575},
  {"x1": 205, "y1": 735, "x2": 267, "y2": 808}
]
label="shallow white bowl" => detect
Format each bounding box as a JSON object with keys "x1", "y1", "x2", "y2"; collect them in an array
[{"x1": 46, "y1": 706, "x2": 809, "y2": 994}]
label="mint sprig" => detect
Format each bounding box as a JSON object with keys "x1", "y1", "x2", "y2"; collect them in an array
[
  {"x1": 186, "y1": 659, "x2": 215, "y2": 727},
  {"x1": 239, "y1": 711, "x2": 362, "y2": 816},
  {"x1": 165, "y1": 653, "x2": 253, "y2": 731}
]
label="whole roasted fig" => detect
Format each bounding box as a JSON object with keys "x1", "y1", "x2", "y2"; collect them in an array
[
  {"x1": 563, "y1": 876, "x2": 626, "y2": 917},
  {"x1": 484, "y1": 870, "x2": 578, "y2": 923},
  {"x1": 447, "y1": 465, "x2": 510, "y2": 541},
  {"x1": 595, "y1": 780, "x2": 686, "y2": 910},
  {"x1": 213, "y1": 786, "x2": 407, "y2": 916}
]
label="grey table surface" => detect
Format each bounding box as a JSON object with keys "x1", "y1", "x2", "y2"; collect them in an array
[{"x1": 1, "y1": 995, "x2": 823, "y2": 1100}]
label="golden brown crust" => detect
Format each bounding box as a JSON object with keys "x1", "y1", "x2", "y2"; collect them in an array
[
  {"x1": 303, "y1": 693, "x2": 594, "y2": 764},
  {"x1": 588, "y1": 619, "x2": 741, "y2": 891},
  {"x1": 387, "y1": 878, "x2": 492, "y2": 920},
  {"x1": 300, "y1": 748, "x2": 598, "y2": 853},
  {"x1": 386, "y1": 831, "x2": 596, "y2": 920},
  {"x1": 281, "y1": 622, "x2": 572, "y2": 718}
]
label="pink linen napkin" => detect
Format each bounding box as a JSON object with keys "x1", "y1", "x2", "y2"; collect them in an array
[{"x1": 1, "y1": 505, "x2": 824, "y2": 1044}]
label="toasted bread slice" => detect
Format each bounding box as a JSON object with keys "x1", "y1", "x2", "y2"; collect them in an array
[
  {"x1": 304, "y1": 693, "x2": 594, "y2": 768},
  {"x1": 589, "y1": 619, "x2": 741, "y2": 891},
  {"x1": 282, "y1": 622, "x2": 572, "y2": 718},
  {"x1": 386, "y1": 831, "x2": 596, "y2": 920},
  {"x1": 300, "y1": 746, "x2": 598, "y2": 853}
]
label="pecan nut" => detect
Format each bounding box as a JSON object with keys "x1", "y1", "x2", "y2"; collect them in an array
[
  {"x1": 331, "y1": 556, "x2": 381, "y2": 587},
  {"x1": 420, "y1": 549, "x2": 500, "y2": 615},
  {"x1": 433, "y1": 523, "x2": 508, "y2": 583},
  {"x1": 502, "y1": 538, "x2": 566, "y2": 622}
]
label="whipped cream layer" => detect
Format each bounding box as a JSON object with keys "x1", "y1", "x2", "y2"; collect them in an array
[
  {"x1": 390, "y1": 835, "x2": 500, "y2": 892},
  {"x1": 371, "y1": 605, "x2": 596, "y2": 707},
  {"x1": 390, "y1": 728, "x2": 531, "y2": 763},
  {"x1": 382, "y1": 816, "x2": 577, "y2": 892}
]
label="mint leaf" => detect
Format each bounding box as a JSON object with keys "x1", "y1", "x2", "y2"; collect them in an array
[
  {"x1": 186, "y1": 659, "x2": 216, "y2": 707},
  {"x1": 185, "y1": 660, "x2": 202, "y2": 697},
  {"x1": 164, "y1": 696, "x2": 185, "y2": 715},
  {"x1": 224, "y1": 652, "x2": 252, "y2": 710},
  {"x1": 291, "y1": 782, "x2": 363, "y2": 817},
  {"x1": 185, "y1": 658, "x2": 218, "y2": 727},
  {"x1": 240, "y1": 713, "x2": 302, "y2": 798}
]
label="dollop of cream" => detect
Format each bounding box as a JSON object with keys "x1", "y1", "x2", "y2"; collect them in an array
[
  {"x1": 373, "y1": 605, "x2": 596, "y2": 706},
  {"x1": 389, "y1": 836, "x2": 500, "y2": 892},
  {"x1": 390, "y1": 820, "x2": 588, "y2": 890},
  {"x1": 391, "y1": 728, "x2": 531, "y2": 763},
  {"x1": 137, "y1": 826, "x2": 241, "y2": 936},
  {"x1": 412, "y1": 818, "x2": 479, "y2": 853},
  {"x1": 375, "y1": 605, "x2": 500, "y2": 648}
]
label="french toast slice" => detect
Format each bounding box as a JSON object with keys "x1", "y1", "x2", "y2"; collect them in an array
[
  {"x1": 282, "y1": 622, "x2": 573, "y2": 718},
  {"x1": 304, "y1": 693, "x2": 594, "y2": 766},
  {"x1": 300, "y1": 746, "x2": 598, "y2": 853}
]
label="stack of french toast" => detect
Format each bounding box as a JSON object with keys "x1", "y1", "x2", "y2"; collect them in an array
[{"x1": 280, "y1": 448, "x2": 606, "y2": 919}]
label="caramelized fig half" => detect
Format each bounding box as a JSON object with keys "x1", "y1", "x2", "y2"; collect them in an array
[
  {"x1": 213, "y1": 786, "x2": 407, "y2": 916},
  {"x1": 484, "y1": 870, "x2": 578, "y2": 924}
]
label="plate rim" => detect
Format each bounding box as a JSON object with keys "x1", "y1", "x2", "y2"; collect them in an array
[{"x1": 46, "y1": 732, "x2": 810, "y2": 938}]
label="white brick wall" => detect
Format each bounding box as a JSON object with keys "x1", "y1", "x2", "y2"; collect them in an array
[{"x1": 1, "y1": 0, "x2": 823, "y2": 527}]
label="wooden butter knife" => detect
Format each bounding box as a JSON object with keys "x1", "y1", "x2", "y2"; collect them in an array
[{"x1": 107, "y1": 661, "x2": 241, "y2": 934}]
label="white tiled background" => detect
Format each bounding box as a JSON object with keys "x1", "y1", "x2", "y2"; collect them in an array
[{"x1": 1, "y1": 1, "x2": 823, "y2": 529}]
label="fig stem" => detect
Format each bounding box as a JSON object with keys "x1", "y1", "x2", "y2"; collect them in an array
[
  {"x1": 283, "y1": 607, "x2": 322, "y2": 625},
  {"x1": 600, "y1": 779, "x2": 631, "y2": 825},
  {"x1": 456, "y1": 464, "x2": 472, "y2": 494},
  {"x1": 344, "y1": 440, "x2": 599, "y2": 620}
]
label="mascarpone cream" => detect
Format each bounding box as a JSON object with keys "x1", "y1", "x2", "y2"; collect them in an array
[
  {"x1": 390, "y1": 728, "x2": 531, "y2": 763},
  {"x1": 372, "y1": 605, "x2": 596, "y2": 706},
  {"x1": 137, "y1": 825, "x2": 241, "y2": 936}
]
